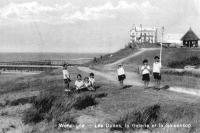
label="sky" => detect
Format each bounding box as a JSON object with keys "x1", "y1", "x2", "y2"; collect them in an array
[{"x1": 0, "y1": 0, "x2": 199, "y2": 53}]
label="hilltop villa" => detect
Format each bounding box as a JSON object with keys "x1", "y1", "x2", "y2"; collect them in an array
[
  {"x1": 130, "y1": 25, "x2": 158, "y2": 43},
  {"x1": 181, "y1": 28, "x2": 200, "y2": 47}
]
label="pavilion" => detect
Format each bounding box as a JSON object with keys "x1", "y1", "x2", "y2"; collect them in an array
[{"x1": 181, "y1": 28, "x2": 200, "y2": 47}]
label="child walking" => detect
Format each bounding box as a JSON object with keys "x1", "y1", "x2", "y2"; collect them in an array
[
  {"x1": 153, "y1": 56, "x2": 162, "y2": 88},
  {"x1": 117, "y1": 64, "x2": 126, "y2": 88},
  {"x1": 63, "y1": 63, "x2": 71, "y2": 92},
  {"x1": 141, "y1": 59, "x2": 151, "y2": 89}
]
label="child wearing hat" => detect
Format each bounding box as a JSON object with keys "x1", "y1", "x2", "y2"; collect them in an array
[{"x1": 153, "y1": 56, "x2": 162, "y2": 88}]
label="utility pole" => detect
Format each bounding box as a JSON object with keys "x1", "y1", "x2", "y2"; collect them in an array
[
  {"x1": 140, "y1": 24, "x2": 143, "y2": 44},
  {"x1": 160, "y1": 26, "x2": 164, "y2": 65}
]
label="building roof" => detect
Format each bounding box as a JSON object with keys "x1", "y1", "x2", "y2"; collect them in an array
[
  {"x1": 181, "y1": 28, "x2": 200, "y2": 41},
  {"x1": 131, "y1": 26, "x2": 157, "y2": 32}
]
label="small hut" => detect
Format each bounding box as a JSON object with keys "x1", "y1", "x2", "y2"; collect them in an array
[{"x1": 181, "y1": 28, "x2": 200, "y2": 47}]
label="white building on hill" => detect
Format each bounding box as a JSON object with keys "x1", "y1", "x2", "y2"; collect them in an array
[{"x1": 130, "y1": 25, "x2": 158, "y2": 43}]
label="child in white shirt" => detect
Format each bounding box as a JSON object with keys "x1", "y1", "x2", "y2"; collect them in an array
[
  {"x1": 75, "y1": 74, "x2": 84, "y2": 90},
  {"x1": 89, "y1": 73, "x2": 95, "y2": 88},
  {"x1": 153, "y1": 56, "x2": 162, "y2": 88},
  {"x1": 63, "y1": 64, "x2": 71, "y2": 92},
  {"x1": 84, "y1": 77, "x2": 94, "y2": 91},
  {"x1": 141, "y1": 59, "x2": 151, "y2": 88},
  {"x1": 117, "y1": 64, "x2": 126, "y2": 88}
]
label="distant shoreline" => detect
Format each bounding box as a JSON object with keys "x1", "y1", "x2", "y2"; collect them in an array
[
  {"x1": 0, "y1": 53, "x2": 102, "y2": 65},
  {"x1": 1, "y1": 71, "x2": 41, "y2": 75}
]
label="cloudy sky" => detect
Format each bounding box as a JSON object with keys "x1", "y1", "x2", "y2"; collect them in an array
[{"x1": 0, "y1": 0, "x2": 199, "y2": 53}]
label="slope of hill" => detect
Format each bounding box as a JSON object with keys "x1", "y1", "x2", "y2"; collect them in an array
[
  {"x1": 105, "y1": 48, "x2": 159, "y2": 67},
  {"x1": 87, "y1": 46, "x2": 200, "y2": 90},
  {"x1": 124, "y1": 48, "x2": 200, "y2": 67},
  {"x1": 86, "y1": 42, "x2": 160, "y2": 66}
]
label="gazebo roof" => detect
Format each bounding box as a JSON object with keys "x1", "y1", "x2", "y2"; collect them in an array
[{"x1": 181, "y1": 28, "x2": 200, "y2": 41}]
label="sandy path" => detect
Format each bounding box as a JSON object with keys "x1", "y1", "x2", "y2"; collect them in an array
[
  {"x1": 78, "y1": 66, "x2": 143, "y2": 87},
  {"x1": 105, "y1": 48, "x2": 159, "y2": 67},
  {"x1": 78, "y1": 66, "x2": 200, "y2": 96}
]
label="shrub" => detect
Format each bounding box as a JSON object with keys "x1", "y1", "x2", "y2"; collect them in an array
[
  {"x1": 162, "y1": 70, "x2": 200, "y2": 78},
  {"x1": 73, "y1": 94, "x2": 97, "y2": 110},
  {"x1": 23, "y1": 107, "x2": 43, "y2": 124},
  {"x1": 110, "y1": 104, "x2": 164, "y2": 131},
  {"x1": 23, "y1": 91, "x2": 97, "y2": 126},
  {"x1": 55, "y1": 113, "x2": 77, "y2": 130},
  {"x1": 46, "y1": 95, "x2": 75, "y2": 122},
  {"x1": 168, "y1": 56, "x2": 200, "y2": 68},
  {"x1": 33, "y1": 92, "x2": 57, "y2": 114},
  {"x1": 94, "y1": 92, "x2": 108, "y2": 98},
  {"x1": 110, "y1": 104, "x2": 198, "y2": 132},
  {"x1": 8, "y1": 96, "x2": 36, "y2": 106},
  {"x1": 22, "y1": 92, "x2": 57, "y2": 124}
]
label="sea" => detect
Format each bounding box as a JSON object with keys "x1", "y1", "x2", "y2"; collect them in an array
[{"x1": 0, "y1": 53, "x2": 103, "y2": 64}]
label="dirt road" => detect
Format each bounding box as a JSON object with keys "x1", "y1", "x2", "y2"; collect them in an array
[{"x1": 78, "y1": 66, "x2": 143, "y2": 87}]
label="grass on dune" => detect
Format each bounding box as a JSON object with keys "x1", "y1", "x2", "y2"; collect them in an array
[
  {"x1": 86, "y1": 42, "x2": 161, "y2": 66},
  {"x1": 110, "y1": 103, "x2": 200, "y2": 132},
  {"x1": 3, "y1": 64, "x2": 200, "y2": 133},
  {"x1": 161, "y1": 74, "x2": 200, "y2": 89},
  {"x1": 125, "y1": 48, "x2": 200, "y2": 67},
  {"x1": 0, "y1": 67, "x2": 77, "y2": 94},
  {"x1": 22, "y1": 87, "x2": 100, "y2": 128},
  {"x1": 0, "y1": 67, "x2": 102, "y2": 131},
  {"x1": 21, "y1": 67, "x2": 109, "y2": 131},
  {"x1": 86, "y1": 45, "x2": 138, "y2": 66},
  {"x1": 168, "y1": 56, "x2": 200, "y2": 68}
]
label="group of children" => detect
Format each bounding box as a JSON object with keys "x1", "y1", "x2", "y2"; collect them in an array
[
  {"x1": 62, "y1": 64, "x2": 95, "y2": 92},
  {"x1": 141, "y1": 56, "x2": 161, "y2": 89},
  {"x1": 117, "y1": 56, "x2": 162, "y2": 89},
  {"x1": 63, "y1": 55, "x2": 161, "y2": 92}
]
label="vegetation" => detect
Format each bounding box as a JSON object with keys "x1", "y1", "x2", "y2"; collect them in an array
[
  {"x1": 7, "y1": 96, "x2": 36, "y2": 106},
  {"x1": 111, "y1": 103, "x2": 199, "y2": 132},
  {"x1": 86, "y1": 42, "x2": 159, "y2": 66},
  {"x1": 111, "y1": 104, "x2": 163, "y2": 131},
  {"x1": 22, "y1": 91, "x2": 98, "y2": 127},
  {"x1": 87, "y1": 46, "x2": 137, "y2": 65},
  {"x1": 162, "y1": 73, "x2": 200, "y2": 89},
  {"x1": 168, "y1": 56, "x2": 200, "y2": 68},
  {"x1": 2, "y1": 52, "x2": 200, "y2": 133},
  {"x1": 125, "y1": 48, "x2": 200, "y2": 67}
]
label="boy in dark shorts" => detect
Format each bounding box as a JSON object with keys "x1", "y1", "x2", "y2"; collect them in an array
[
  {"x1": 117, "y1": 64, "x2": 126, "y2": 88},
  {"x1": 62, "y1": 63, "x2": 71, "y2": 92},
  {"x1": 141, "y1": 59, "x2": 151, "y2": 89},
  {"x1": 153, "y1": 56, "x2": 162, "y2": 88}
]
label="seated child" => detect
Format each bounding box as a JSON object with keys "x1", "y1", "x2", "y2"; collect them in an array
[
  {"x1": 84, "y1": 77, "x2": 94, "y2": 91},
  {"x1": 89, "y1": 73, "x2": 95, "y2": 88},
  {"x1": 75, "y1": 74, "x2": 84, "y2": 90}
]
